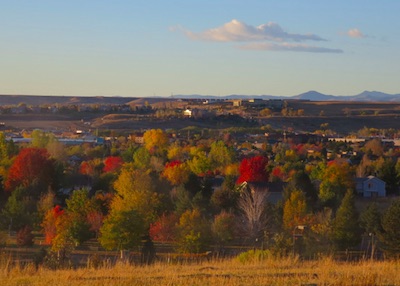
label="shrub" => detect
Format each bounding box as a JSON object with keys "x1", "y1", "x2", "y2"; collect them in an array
[
  {"x1": 237, "y1": 249, "x2": 272, "y2": 264},
  {"x1": 16, "y1": 225, "x2": 34, "y2": 247}
]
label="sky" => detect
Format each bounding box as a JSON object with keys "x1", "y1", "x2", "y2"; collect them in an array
[{"x1": 0, "y1": 1, "x2": 399, "y2": 97}]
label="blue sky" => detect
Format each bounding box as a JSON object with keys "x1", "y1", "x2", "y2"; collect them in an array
[{"x1": 0, "y1": 1, "x2": 399, "y2": 97}]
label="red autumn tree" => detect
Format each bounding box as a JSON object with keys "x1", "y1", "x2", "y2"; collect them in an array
[
  {"x1": 271, "y1": 166, "x2": 285, "y2": 181},
  {"x1": 79, "y1": 161, "x2": 94, "y2": 176},
  {"x1": 5, "y1": 147, "x2": 55, "y2": 192},
  {"x1": 87, "y1": 211, "x2": 104, "y2": 237},
  {"x1": 236, "y1": 155, "x2": 269, "y2": 184},
  {"x1": 103, "y1": 156, "x2": 123, "y2": 173},
  {"x1": 149, "y1": 213, "x2": 178, "y2": 243}
]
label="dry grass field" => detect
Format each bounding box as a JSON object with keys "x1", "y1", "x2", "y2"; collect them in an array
[{"x1": 2, "y1": 255, "x2": 400, "y2": 285}]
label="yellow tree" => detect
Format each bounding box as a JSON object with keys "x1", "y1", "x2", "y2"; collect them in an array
[
  {"x1": 208, "y1": 141, "x2": 235, "y2": 171},
  {"x1": 99, "y1": 165, "x2": 161, "y2": 251},
  {"x1": 176, "y1": 208, "x2": 211, "y2": 253},
  {"x1": 143, "y1": 129, "x2": 169, "y2": 155},
  {"x1": 318, "y1": 161, "x2": 354, "y2": 208},
  {"x1": 162, "y1": 161, "x2": 191, "y2": 186},
  {"x1": 112, "y1": 165, "x2": 160, "y2": 227},
  {"x1": 167, "y1": 142, "x2": 188, "y2": 161},
  {"x1": 283, "y1": 190, "x2": 310, "y2": 231}
]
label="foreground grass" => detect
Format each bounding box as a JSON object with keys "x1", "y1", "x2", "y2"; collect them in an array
[{"x1": 2, "y1": 256, "x2": 400, "y2": 286}]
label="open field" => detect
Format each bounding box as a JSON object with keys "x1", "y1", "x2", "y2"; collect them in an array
[
  {"x1": 1, "y1": 112, "x2": 400, "y2": 135},
  {"x1": 2, "y1": 256, "x2": 400, "y2": 285}
]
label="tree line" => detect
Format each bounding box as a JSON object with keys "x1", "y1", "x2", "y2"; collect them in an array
[{"x1": 1, "y1": 128, "x2": 400, "y2": 261}]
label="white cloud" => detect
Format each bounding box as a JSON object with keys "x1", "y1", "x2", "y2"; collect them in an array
[
  {"x1": 174, "y1": 19, "x2": 343, "y2": 53},
  {"x1": 182, "y1": 19, "x2": 325, "y2": 43},
  {"x1": 239, "y1": 43, "x2": 343, "y2": 53},
  {"x1": 347, "y1": 28, "x2": 365, "y2": 38}
]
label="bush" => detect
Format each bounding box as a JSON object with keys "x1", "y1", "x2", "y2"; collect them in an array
[
  {"x1": 237, "y1": 249, "x2": 272, "y2": 264},
  {"x1": 16, "y1": 225, "x2": 34, "y2": 247},
  {"x1": 42, "y1": 250, "x2": 73, "y2": 270}
]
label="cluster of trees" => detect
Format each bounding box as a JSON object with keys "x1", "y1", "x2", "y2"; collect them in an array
[{"x1": 1, "y1": 128, "x2": 400, "y2": 259}]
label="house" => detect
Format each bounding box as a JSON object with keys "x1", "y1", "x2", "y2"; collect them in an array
[
  {"x1": 238, "y1": 181, "x2": 286, "y2": 204},
  {"x1": 183, "y1": 108, "x2": 192, "y2": 118},
  {"x1": 355, "y1": 176, "x2": 386, "y2": 198},
  {"x1": 232, "y1": 100, "x2": 242, "y2": 107},
  {"x1": 130, "y1": 133, "x2": 144, "y2": 144}
]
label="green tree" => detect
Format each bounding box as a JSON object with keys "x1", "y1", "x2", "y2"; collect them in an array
[
  {"x1": 360, "y1": 202, "x2": 382, "y2": 235},
  {"x1": 210, "y1": 176, "x2": 239, "y2": 212},
  {"x1": 112, "y1": 167, "x2": 160, "y2": 228},
  {"x1": 167, "y1": 142, "x2": 187, "y2": 161},
  {"x1": 31, "y1": 130, "x2": 57, "y2": 148},
  {"x1": 318, "y1": 161, "x2": 354, "y2": 209},
  {"x1": 37, "y1": 190, "x2": 55, "y2": 223},
  {"x1": 208, "y1": 141, "x2": 234, "y2": 171},
  {"x1": 51, "y1": 189, "x2": 95, "y2": 250},
  {"x1": 332, "y1": 190, "x2": 361, "y2": 250},
  {"x1": 377, "y1": 158, "x2": 399, "y2": 195},
  {"x1": 212, "y1": 211, "x2": 236, "y2": 246},
  {"x1": 174, "y1": 185, "x2": 192, "y2": 215},
  {"x1": 133, "y1": 147, "x2": 151, "y2": 170},
  {"x1": 176, "y1": 208, "x2": 211, "y2": 253},
  {"x1": 0, "y1": 187, "x2": 35, "y2": 231},
  {"x1": 285, "y1": 170, "x2": 318, "y2": 207},
  {"x1": 0, "y1": 132, "x2": 9, "y2": 161},
  {"x1": 187, "y1": 151, "x2": 211, "y2": 175},
  {"x1": 99, "y1": 209, "x2": 145, "y2": 251},
  {"x1": 360, "y1": 202, "x2": 381, "y2": 259},
  {"x1": 378, "y1": 198, "x2": 400, "y2": 257}
]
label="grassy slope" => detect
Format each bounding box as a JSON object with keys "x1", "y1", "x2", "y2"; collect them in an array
[{"x1": 2, "y1": 257, "x2": 400, "y2": 285}]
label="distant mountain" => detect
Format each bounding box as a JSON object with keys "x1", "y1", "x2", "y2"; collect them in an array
[
  {"x1": 346, "y1": 91, "x2": 400, "y2": 102},
  {"x1": 175, "y1": 90, "x2": 400, "y2": 102},
  {"x1": 292, "y1": 91, "x2": 337, "y2": 101}
]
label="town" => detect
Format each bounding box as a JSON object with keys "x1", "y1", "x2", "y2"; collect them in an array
[{"x1": 0, "y1": 95, "x2": 400, "y2": 273}]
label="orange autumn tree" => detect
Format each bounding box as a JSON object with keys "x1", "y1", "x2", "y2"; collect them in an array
[
  {"x1": 79, "y1": 158, "x2": 103, "y2": 177},
  {"x1": 41, "y1": 205, "x2": 64, "y2": 244}
]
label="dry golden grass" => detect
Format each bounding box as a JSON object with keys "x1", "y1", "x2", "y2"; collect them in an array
[{"x1": 2, "y1": 256, "x2": 400, "y2": 286}]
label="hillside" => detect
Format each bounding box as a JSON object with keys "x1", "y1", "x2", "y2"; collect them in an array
[
  {"x1": 0, "y1": 95, "x2": 137, "y2": 106},
  {"x1": 1, "y1": 91, "x2": 400, "y2": 106},
  {"x1": 1, "y1": 94, "x2": 400, "y2": 134}
]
